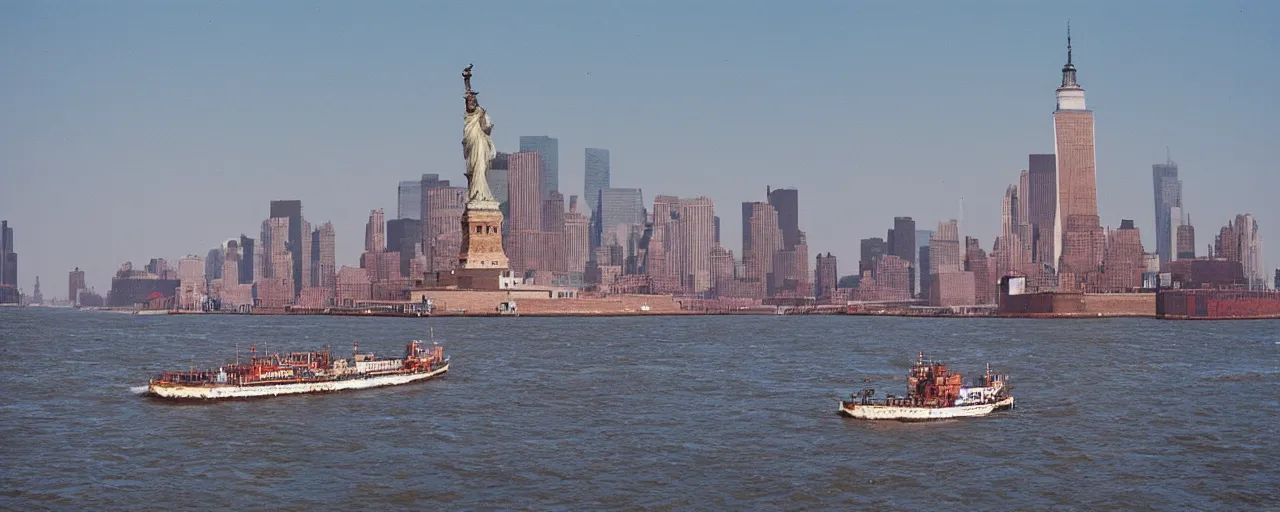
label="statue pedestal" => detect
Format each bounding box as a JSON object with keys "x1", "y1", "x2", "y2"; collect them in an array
[{"x1": 458, "y1": 206, "x2": 509, "y2": 271}]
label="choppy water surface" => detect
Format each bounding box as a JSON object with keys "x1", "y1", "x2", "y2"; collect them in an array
[{"x1": 1, "y1": 309, "x2": 1277, "y2": 510}]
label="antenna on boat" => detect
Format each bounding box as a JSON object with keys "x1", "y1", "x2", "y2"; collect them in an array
[{"x1": 236, "y1": 343, "x2": 240, "y2": 366}]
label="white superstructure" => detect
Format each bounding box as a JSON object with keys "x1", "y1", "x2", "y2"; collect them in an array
[
  {"x1": 148, "y1": 362, "x2": 448, "y2": 400},
  {"x1": 839, "y1": 396, "x2": 1013, "y2": 421}
]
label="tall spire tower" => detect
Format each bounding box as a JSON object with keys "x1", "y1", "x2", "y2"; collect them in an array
[
  {"x1": 1055, "y1": 22, "x2": 1086, "y2": 111},
  {"x1": 1051, "y1": 22, "x2": 1104, "y2": 288}
]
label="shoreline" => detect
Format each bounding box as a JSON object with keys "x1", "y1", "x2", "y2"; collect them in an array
[{"x1": 61, "y1": 307, "x2": 1280, "y2": 320}]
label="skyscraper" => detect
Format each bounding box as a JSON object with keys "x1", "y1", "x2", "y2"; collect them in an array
[
  {"x1": 268, "y1": 200, "x2": 304, "y2": 295},
  {"x1": 1234, "y1": 214, "x2": 1265, "y2": 290},
  {"x1": 365, "y1": 209, "x2": 386, "y2": 253},
  {"x1": 673, "y1": 197, "x2": 716, "y2": 294},
  {"x1": 964, "y1": 237, "x2": 994, "y2": 305},
  {"x1": 929, "y1": 220, "x2": 962, "y2": 275},
  {"x1": 488, "y1": 152, "x2": 511, "y2": 219},
  {"x1": 1027, "y1": 154, "x2": 1057, "y2": 265},
  {"x1": 387, "y1": 218, "x2": 423, "y2": 277},
  {"x1": 1168, "y1": 205, "x2": 1185, "y2": 263},
  {"x1": 176, "y1": 255, "x2": 206, "y2": 310},
  {"x1": 815, "y1": 253, "x2": 838, "y2": 298},
  {"x1": 891, "y1": 217, "x2": 916, "y2": 293},
  {"x1": 540, "y1": 191, "x2": 567, "y2": 272},
  {"x1": 299, "y1": 220, "x2": 312, "y2": 288},
  {"x1": 313, "y1": 222, "x2": 336, "y2": 288},
  {"x1": 859, "y1": 237, "x2": 886, "y2": 275},
  {"x1": 0, "y1": 220, "x2": 16, "y2": 304},
  {"x1": 584, "y1": 148, "x2": 610, "y2": 218},
  {"x1": 564, "y1": 196, "x2": 590, "y2": 275},
  {"x1": 204, "y1": 246, "x2": 224, "y2": 282},
  {"x1": 772, "y1": 232, "x2": 810, "y2": 296},
  {"x1": 650, "y1": 195, "x2": 680, "y2": 287},
  {"x1": 1017, "y1": 171, "x2": 1034, "y2": 259},
  {"x1": 238, "y1": 235, "x2": 255, "y2": 284},
  {"x1": 508, "y1": 151, "x2": 543, "y2": 232},
  {"x1": 1176, "y1": 222, "x2": 1196, "y2": 260},
  {"x1": 1152, "y1": 159, "x2": 1182, "y2": 265},
  {"x1": 1052, "y1": 29, "x2": 1104, "y2": 281},
  {"x1": 743, "y1": 202, "x2": 782, "y2": 290},
  {"x1": 710, "y1": 246, "x2": 734, "y2": 295},
  {"x1": 596, "y1": 188, "x2": 645, "y2": 248},
  {"x1": 68, "y1": 267, "x2": 86, "y2": 306},
  {"x1": 542, "y1": 191, "x2": 566, "y2": 234},
  {"x1": 996, "y1": 184, "x2": 1028, "y2": 278},
  {"x1": 424, "y1": 186, "x2": 466, "y2": 273},
  {"x1": 1102, "y1": 220, "x2": 1145, "y2": 292},
  {"x1": 418, "y1": 174, "x2": 452, "y2": 255},
  {"x1": 218, "y1": 239, "x2": 253, "y2": 308},
  {"x1": 505, "y1": 152, "x2": 554, "y2": 274},
  {"x1": 918, "y1": 246, "x2": 932, "y2": 299},
  {"x1": 397, "y1": 180, "x2": 422, "y2": 220},
  {"x1": 767, "y1": 187, "x2": 800, "y2": 249},
  {"x1": 262, "y1": 218, "x2": 292, "y2": 284},
  {"x1": 386, "y1": 219, "x2": 413, "y2": 253},
  {"x1": 519, "y1": 136, "x2": 559, "y2": 200},
  {"x1": 914, "y1": 230, "x2": 933, "y2": 295}
]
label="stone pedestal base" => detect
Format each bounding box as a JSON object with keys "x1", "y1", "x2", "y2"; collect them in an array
[
  {"x1": 458, "y1": 207, "x2": 510, "y2": 270},
  {"x1": 454, "y1": 268, "x2": 507, "y2": 291}
]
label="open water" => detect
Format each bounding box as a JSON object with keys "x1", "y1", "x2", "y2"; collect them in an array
[{"x1": 0, "y1": 308, "x2": 1277, "y2": 511}]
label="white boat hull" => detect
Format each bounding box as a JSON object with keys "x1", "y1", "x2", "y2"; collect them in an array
[
  {"x1": 839, "y1": 396, "x2": 1014, "y2": 421},
  {"x1": 148, "y1": 363, "x2": 448, "y2": 400}
]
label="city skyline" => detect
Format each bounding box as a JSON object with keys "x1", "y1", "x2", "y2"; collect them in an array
[{"x1": 2, "y1": 2, "x2": 1278, "y2": 293}]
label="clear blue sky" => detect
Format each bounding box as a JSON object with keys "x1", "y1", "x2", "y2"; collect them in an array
[{"x1": 2, "y1": 1, "x2": 1277, "y2": 295}]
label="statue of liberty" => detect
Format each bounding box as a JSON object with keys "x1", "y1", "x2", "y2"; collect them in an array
[{"x1": 461, "y1": 64, "x2": 497, "y2": 207}]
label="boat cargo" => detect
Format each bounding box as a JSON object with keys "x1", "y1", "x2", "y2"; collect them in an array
[
  {"x1": 146, "y1": 339, "x2": 449, "y2": 400},
  {"x1": 1156, "y1": 289, "x2": 1280, "y2": 320},
  {"x1": 839, "y1": 352, "x2": 1013, "y2": 421}
]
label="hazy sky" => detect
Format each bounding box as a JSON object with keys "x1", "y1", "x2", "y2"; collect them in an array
[{"x1": 2, "y1": 1, "x2": 1277, "y2": 295}]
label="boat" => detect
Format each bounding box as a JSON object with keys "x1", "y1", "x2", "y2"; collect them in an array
[
  {"x1": 145, "y1": 339, "x2": 449, "y2": 400},
  {"x1": 838, "y1": 352, "x2": 1013, "y2": 421}
]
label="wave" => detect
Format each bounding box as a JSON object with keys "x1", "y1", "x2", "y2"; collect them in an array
[
  {"x1": 129, "y1": 385, "x2": 149, "y2": 395},
  {"x1": 1203, "y1": 372, "x2": 1279, "y2": 383}
]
